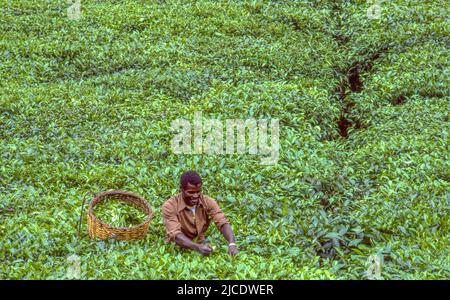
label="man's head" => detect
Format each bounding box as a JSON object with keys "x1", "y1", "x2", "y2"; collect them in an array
[{"x1": 180, "y1": 171, "x2": 202, "y2": 206}]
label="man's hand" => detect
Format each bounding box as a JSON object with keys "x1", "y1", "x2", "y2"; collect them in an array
[
  {"x1": 195, "y1": 244, "x2": 213, "y2": 256},
  {"x1": 228, "y1": 244, "x2": 239, "y2": 257}
]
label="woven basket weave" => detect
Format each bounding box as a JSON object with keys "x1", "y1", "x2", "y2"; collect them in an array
[{"x1": 87, "y1": 190, "x2": 153, "y2": 241}]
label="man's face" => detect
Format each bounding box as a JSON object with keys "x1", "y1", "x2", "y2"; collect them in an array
[{"x1": 181, "y1": 183, "x2": 202, "y2": 206}]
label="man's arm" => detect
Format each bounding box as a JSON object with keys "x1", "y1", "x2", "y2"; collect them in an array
[
  {"x1": 220, "y1": 223, "x2": 235, "y2": 244},
  {"x1": 205, "y1": 197, "x2": 239, "y2": 256},
  {"x1": 220, "y1": 223, "x2": 239, "y2": 256},
  {"x1": 175, "y1": 233, "x2": 212, "y2": 255}
]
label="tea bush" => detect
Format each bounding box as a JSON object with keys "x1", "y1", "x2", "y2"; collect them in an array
[{"x1": 0, "y1": 0, "x2": 448, "y2": 279}]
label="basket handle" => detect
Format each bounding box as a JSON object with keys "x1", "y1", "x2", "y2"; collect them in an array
[{"x1": 77, "y1": 191, "x2": 94, "y2": 238}]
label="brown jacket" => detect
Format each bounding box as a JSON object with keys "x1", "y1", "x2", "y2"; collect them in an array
[{"x1": 162, "y1": 193, "x2": 230, "y2": 242}]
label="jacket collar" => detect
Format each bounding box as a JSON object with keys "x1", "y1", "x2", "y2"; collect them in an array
[{"x1": 177, "y1": 193, "x2": 205, "y2": 212}]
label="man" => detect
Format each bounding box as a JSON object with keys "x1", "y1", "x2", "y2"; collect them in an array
[{"x1": 162, "y1": 171, "x2": 239, "y2": 256}]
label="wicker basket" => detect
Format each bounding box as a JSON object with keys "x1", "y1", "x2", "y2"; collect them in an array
[{"x1": 84, "y1": 190, "x2": 153, "y2": 241}]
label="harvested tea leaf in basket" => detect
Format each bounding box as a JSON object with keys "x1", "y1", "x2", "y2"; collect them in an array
[
  {"x1": 82, "y1": 190, "x2": 153, "y2": 240},
  {"x1": 94, "y1": 199, "x2": 148, "y2": 228}
]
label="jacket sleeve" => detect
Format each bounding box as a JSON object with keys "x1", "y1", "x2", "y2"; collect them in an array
[
  {"x1": 205, "y1": 197, "x2": 230, "y2": 230},
  {"x1": 162, "y1": 200, "x2": 182, "y2": 241}
]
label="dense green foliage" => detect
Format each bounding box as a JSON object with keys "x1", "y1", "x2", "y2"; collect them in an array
[{"x1": 0, "y1": 0, "x2": 448, "y2": 279}]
